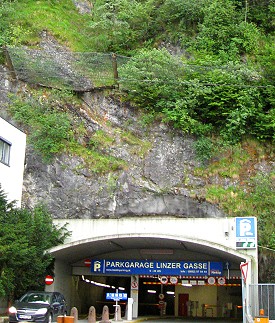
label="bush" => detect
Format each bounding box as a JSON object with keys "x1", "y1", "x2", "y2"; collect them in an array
[{"x1": 9, "y1": 90, "x2": 74, "y2": 161}]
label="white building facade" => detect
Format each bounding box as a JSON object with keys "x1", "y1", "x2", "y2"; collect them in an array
[{"x1": 0, "y1": 116, "x2": 26, "y2": 206}]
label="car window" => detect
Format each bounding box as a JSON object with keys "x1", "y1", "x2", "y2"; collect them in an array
[
  {"x1": 45, "y1": 294, "x2": 51, "y2": 304},
  {"x1": 21, "y1": 293, "x2": 49, "y2": 303}
]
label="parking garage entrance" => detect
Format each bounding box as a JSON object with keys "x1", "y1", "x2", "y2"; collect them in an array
[
  {"x1": 73, "y1": 259, "x2": 243, "y2": 319},
  {"x1": 47, "y1": 217, "x2": 258, "y2": 321}
]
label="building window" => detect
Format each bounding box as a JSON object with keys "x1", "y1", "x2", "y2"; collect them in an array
[{"x1": 0, "y1": 137, "x2": 11, "y2": 166}]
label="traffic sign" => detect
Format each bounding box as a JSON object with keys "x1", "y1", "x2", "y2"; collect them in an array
[
  {"x1": 106, "y1": 293, "x2": 128, "y2": 301},
  {"x1": 160, "y1": 276, "x2": 168, "y2": 284},
  {"x1": 207, "y1": 277, "x2": 215, "y2": 285},
  {"x1": 218, "y1": 277, "x2": 226, "y2": 285},
  {"x1": 236, "y1": 217, "x2": 257, "y2": 249},
  {"x1": 84, "y1": 259, "x2": 91, "y2": 267},
  {"x1": 170, "y1": 276, "x2": 178, "y2": 284},
  {"x1": 159, "y1": 293, "x2": 165, "y2": 300},
  {"x1": 236, "y1": 241, "x2": 256, "y2": 248},
  {"x1": 45, "y1": 275, "x2": 54, "y2": 285},
  {"x1": 240, "y1": 262, "x2": 249, "y2": 284}
]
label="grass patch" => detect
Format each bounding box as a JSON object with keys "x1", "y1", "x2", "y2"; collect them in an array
[
  {"x1": 120, "y1": 130, "x2": 152, "y2": 158},
  {"x1": 8, "y1": 87, "x2": 127, "y2": 173},
  {"x1": 205, "y1": 185, "x2": 249, "y2": 216},
  {"x1": 89, "y1": 130, "x2": 115, "y2": 150},
  {"x1": 194, "y1": 141, "x2": 262, "y2": 179},
  {"x1": 8, "y1": 0, "x2": 95, "y2": 51},
  {"x1": 68, "y1": 141, "x2": 126, "y2": 173}
]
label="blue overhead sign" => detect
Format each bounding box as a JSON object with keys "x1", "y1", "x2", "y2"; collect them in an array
[
  {"x1": 106, "y1": 293, "x2": 128, "y2": 301},
  {"x1": 236, "y1": 217, "x2": 257, "y2": 249},
  {"x1": 91, "y1": 260, "x2": 223, "y2": 276}
]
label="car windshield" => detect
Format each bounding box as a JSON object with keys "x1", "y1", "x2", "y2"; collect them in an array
[{"x1": 20, "y1": 293, "x2": 51, "y2": 304}]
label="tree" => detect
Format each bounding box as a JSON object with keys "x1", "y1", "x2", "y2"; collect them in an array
[
  {"x1": 119, "y1": 49, "x2": 274, "y2": 142},
  {"x1": 195, "y1": 0, "x2": 260, "y2": 57},
  {"x1": 0, "y1": 185, "x2": 70, "y2": 301}
]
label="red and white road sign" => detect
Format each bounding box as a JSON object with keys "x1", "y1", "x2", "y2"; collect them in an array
[
  {"x1": 84, "y1": 259, "x2": 91, "y2": 267},
  {"x1": 218, "y1": 277, "x2": 226, "y2": 285},
  {"x1": 240, "y1": 262, "x2": 249, "y2": 284},
  {"x1": 160, "y1": 276, "x2": 168, "y2": 284},
  {"x1": 170, "y1": 276, "x2": 178, "y2": 284},
  {"x1": 131, "y1": 281, "x2": 138, "y2": 289},
  {"x1": 45, "y1": 275, "x2": 54, "y2": 285}
]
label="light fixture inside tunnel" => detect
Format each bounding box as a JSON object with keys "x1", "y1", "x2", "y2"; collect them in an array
[
  {"x1": 140, "y1": 249, "x2": 174, "y2": 255},
  {"x1": 147, "y1": 290, "x2": 157, "y2": 294},
  {"x1": 81, "y1": 275, "x2": 125, "y2": 290}
]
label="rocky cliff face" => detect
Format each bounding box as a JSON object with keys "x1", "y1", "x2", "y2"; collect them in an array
[
  {"x1": 1, "y1": 35, "x2": 228, "y2": 220},
  {"x1": 1, "y1": 57, "x2": 275, "y2": 281},
  {"x1": 1, "y1": 69, "x2": 227, "y2": 221},
  {"x1": 1, "y1": 26, "x2": 275, "y2": 281},
  {"x1": 21, "y1": 91, "x2": 226, "y2": 219}
]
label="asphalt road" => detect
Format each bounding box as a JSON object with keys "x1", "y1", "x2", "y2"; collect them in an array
[
  {"x1": 79, "y1": 317, "x2": 243, "y2": 323},
  {"x1": 132, "y1": 319, "x2": 242, "y2": 323}
]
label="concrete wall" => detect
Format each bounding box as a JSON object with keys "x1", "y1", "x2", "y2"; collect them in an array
[
  {"x1": 45, "y1": 259, "x2": 72, "y2": 311},
  {"x1": 0, "y1": 117, "x2": 26, "y2": 207},
  {"x1": 174, "y1": 284, "x2": 242, "y2": 318},
  {"x1": 52, "y1": 217, "x2": 258, "y2": 269}
]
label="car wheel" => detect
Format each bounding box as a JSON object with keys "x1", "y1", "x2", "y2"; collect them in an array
[{"x1": 47, "y1": 313, "x2": 53, "y2": 323}]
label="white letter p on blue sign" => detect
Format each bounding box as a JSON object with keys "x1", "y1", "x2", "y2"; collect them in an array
[
  {"x1": 240, "y1": 219, "x2": 253, "y2": 236},
  {"x1": 236, "y1": 217, "x2": 256, "y2": 238}
]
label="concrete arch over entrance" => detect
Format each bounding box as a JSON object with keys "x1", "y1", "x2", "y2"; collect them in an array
[
  {"x1": 50, "y1": 232, "x2": 247, "y2": 265},
  {"x1": 47, "y1": 216, "x2": 258, "y2": 318}
]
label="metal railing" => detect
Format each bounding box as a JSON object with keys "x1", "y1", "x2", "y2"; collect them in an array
[{"x1": 249, "y1": 284, "x2": 275, "y2": 320}]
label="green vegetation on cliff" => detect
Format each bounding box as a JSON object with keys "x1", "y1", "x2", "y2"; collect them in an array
[
  {"x1": 0, "y1": 0, "x2": 274, "y2": 280},
  {"x1": 1, "y1": 0, "x2": 274, "y2": 144}
]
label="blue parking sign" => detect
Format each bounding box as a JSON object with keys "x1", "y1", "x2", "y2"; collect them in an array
[{"x1": 236, "y1": 217, "x2": 257, "y2": 249}]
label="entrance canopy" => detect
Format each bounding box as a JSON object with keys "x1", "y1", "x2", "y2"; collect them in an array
[
  {"x1": 46, "y1": 217, "x2": 258, "y2": 319},
  {"x1": 49, "y1": 217, "x2": 256, "y2": 276}
]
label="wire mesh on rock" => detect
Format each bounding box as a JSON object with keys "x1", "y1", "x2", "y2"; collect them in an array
[{"x1": 7, "y1": 47, "x2": 130, "y2": 91}]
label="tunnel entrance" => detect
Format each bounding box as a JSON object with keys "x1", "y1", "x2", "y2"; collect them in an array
[
  {"x1": 73, "y1": 273, "x2": 242, "y2": 319},
  {"x1": 48, "y1": 217, "x2": 257, "y2": 320}
]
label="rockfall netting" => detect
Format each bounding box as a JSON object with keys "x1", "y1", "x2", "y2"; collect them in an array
[{"x1": 6, "y1": 47, "x2": 130, "y2": 91}]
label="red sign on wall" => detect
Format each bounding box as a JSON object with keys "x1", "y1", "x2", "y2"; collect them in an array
[
  {"x1": 45, "y1": 275, "x2": 54, "y2": 285},
  {"x1": 84, "y1": 259, "x2": 91, "y2": 267}
]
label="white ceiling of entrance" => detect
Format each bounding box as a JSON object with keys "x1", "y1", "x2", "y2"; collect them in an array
[{"x1": 52, "y1": 237, "x2": 245, "y2": 269}]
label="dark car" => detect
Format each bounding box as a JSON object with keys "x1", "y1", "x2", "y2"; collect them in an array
[{"x1": 9, "y1": 291, "x2": 67, "y2": 323}]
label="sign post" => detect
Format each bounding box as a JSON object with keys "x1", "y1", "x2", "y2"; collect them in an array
[
  {"x1": 106, "y1": 291, "x2": 127, "y2": 321},
  {"x1": 114, "y1": 289, "x2": 119, "y2": 322}
]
